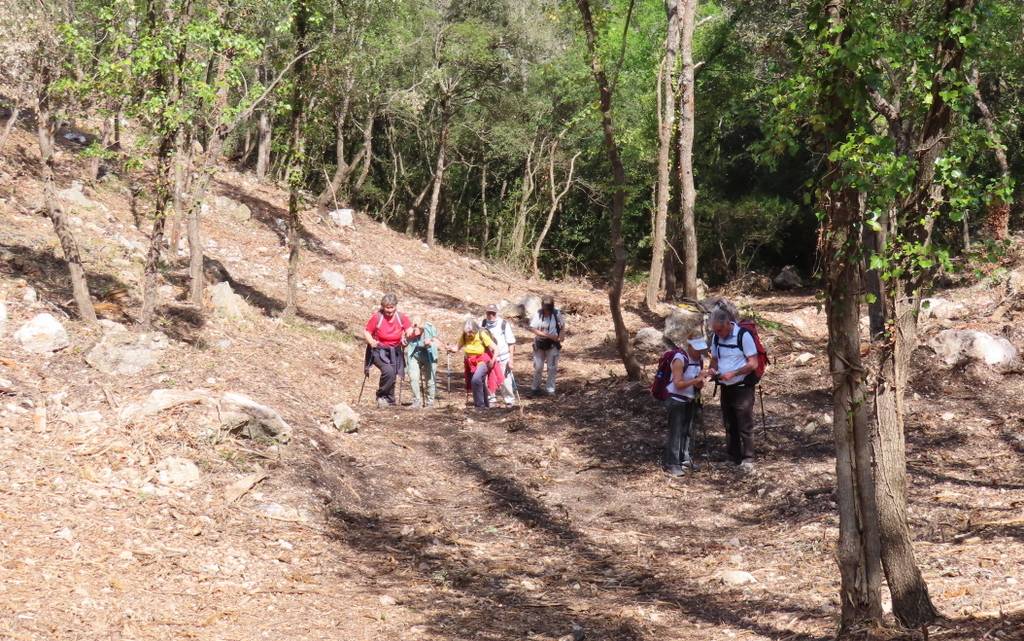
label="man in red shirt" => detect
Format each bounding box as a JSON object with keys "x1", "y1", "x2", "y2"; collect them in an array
[{"x1": 363, "y1": 293, "x2": 413, "y2": 407}]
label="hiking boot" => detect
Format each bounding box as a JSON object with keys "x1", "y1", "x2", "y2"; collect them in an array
[
  {"x1": 544, "y1": 388, "x2": 555, "y2": 397},
  {"x1": 528, "y1": 388, "x2": 541, "y2": 398},
  {"x1": 663, "y1": 465, "x2": 686, "y2": 478},
  {"x1": 487, "y1": 395, "x2": 497, "y2": 406},
  {"x1": 410, "y1": 399, "x2": 423, "y2": 409},
  {"x1": 376, "y1": 398, "x2": 390, "y2": 409},
  {"x1": 425, "y1": 399, "x2": 435, "y2": 408},
  {"x1": 738, "y1": 459, "x2": 755, "y2": 473}
]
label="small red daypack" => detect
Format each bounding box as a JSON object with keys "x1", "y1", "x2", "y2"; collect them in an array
[
  {"x1": 736, "y1": 319, "x2": 769, "y2": 383},
  {"x1": 650, "y1": 349, "x2": 687, "y2": 401}
]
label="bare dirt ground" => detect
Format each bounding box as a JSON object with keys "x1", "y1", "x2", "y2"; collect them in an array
[{"x1": 0, "y1": 124, "x2": 1022, "y2": 640}]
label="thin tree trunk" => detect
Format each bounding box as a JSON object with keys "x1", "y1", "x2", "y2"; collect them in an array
[
  {"x1": 141, "y1": 134, "x2": 174, "y2": 327},
  {"x1": 0, "y1": 103, "x2": 21, "y2": 152},
  {"x1": 283, "y1": 0, "x2": 309, "y2": 319},
  {"x1": 646, "y1": 0, "x2": 680, "y2": 311},
  {"x1": 533, "y1": 147, "x2": 579, "y2": 279},
  {"x1": 970, "y1": 68, "x2": 1011, "y2": 241},
  {"x1": 89, "y1": 117, "x2": 112, "y2": 181},
  {"x1": 256, "y1": 107, "x2": 272, "y2": 179},
  {"x1": 406, "y1": 178, "x2": 431, "y2": 236},
  {"x1": 36, "y1": 83, "x2": 97, "y2": 324},
  {"x1": 352, "y1": 109, "x2": 375, "y2": 197},
  {"x1": 169, "y1": 128, "x2": 190, "y2": 256},
  {"x1": 426, "y1": 109, "x2": 449, "y2": 249},
  {"x1": 677, "y1": 0, "x2": 698, "y2": 299},
  {"x1": 576, "y1": 0, "x2": 643, "y2": 381},
  {"x1": 480, "y1": 164, "x2": 490, "y2": 253},
  {"x1": 511, "y1": 140, "x2": 540, "y2": 262},
  {"x1": 316, "y1": 93, "x2": 354, "y2": 212}
]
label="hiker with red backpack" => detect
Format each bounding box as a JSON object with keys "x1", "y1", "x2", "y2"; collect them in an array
[
  {"x1": 652, "y1": 331, "x2": 711, "y2": 477},
  {"x1": 708, "y1": 306, "x2": 767, "y2": 472},
  {"x1": 363, "y1": 293, "x2": 413, "y2": 408}
]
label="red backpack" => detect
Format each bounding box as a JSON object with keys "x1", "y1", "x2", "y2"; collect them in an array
[
  {"x1": 651, "y1": 349, "x2": 687, "y2": 401},
  {"x1": 713, "y1": 319, "x2": 769, "y2": 384}
]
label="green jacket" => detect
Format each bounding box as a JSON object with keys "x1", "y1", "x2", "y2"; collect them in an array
[{"x1": 405, "y1": 322, "x2": 439, "y2": 364}]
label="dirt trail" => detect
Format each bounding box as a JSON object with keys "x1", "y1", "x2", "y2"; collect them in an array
[{"x1": 1, "y1": 125, "x2": 1022, "y2": 640}]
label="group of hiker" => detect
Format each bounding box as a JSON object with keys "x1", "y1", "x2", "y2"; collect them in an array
[
  {"x1": 362, "y1": 293, "x2": 565, "y2": 410},
  {"x1": 363, "y1": 291, "x2": 766, "y2": 476}
]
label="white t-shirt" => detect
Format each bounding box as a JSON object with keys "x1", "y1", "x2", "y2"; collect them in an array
[
  {"x1": 530, "y1": 310, "x2": 564, "y2": 347},
  {"x1": 481, "y1": 316, "x2": 516, "y2": 362},
  {"x1": 666, "y1": 352, "x2": 702, "y2": 400},
  {"x1": 711, "y1": 322, "x2": 757, "y2": 386}
]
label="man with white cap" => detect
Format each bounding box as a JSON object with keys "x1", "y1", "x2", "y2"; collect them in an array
[
  {"x1": 662, "y1": 331, "x2": 710, "y2": 477},
  {"x1": 481, "y1": 303, "x2": 517, "y2": 406}
]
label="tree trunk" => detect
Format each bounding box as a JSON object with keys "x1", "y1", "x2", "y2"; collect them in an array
[
  {"x1": 970, "y1": 69, "x2": 1011, "y2": 241},
  {"x1": 140, "y1": 134, "x2": 174, "y2": 327},
  {"x1": 816, "y1": 2, "x2": 883, "y2": 630},
  {"x1": 316, "y1": 95, "x2": 354, "y2": 212},
  {"x1": 256, "y1": 107, "x2": 272, "y2": 180},
  {"x1": 283, "y1": 0, "x2": 309, "y2": 319},
  {"x1": 36, "y1": 85, "x2": 97, "y2": 324},
  {"x1": 0, "y1": 103, "x2": 21, "y2": 152},
  {"x1": 863, "y1": 205, "x2": 889, "y2": 342},
  {"x1": 511, "y1": 139, "x2": 539, "y2": 261},
  {"x1": 576, "y1": 0, "x2": 643, "y2": 381},
  {"x1": 426, "y1": 110, "x2": 449, "y2": 249},
  {"x1": 169, "y1": 128, "x2": 190, "y2": 257},
  {"x1": 873, "y1": 289, "x2": 937, "y2": 629},
  {"x1": 480, "y1": 164, "x2": 490, "y2": 254},
  {"x1": 88, "y1": 116, "x2": 112, "y2": 181},
  {"x1": 646, "y1": 0, "x2": 680, "y2": 311},
  {"x1": 533, "y1": 148, "x2": 579, "y2": 279},
  {"x1": 352, "y1": 109, "x2": 375, "y2": 198},
  {"x1": 677, "y1": 0, "x2": 699, "y2": 299}
]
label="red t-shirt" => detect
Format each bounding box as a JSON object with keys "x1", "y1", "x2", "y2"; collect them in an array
[{"x1": 365, "y1": 311, "x2": 410, "y2": 348}]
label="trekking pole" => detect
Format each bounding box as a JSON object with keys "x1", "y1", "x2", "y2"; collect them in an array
[
  {"x1": 356, "y1": 373, "x2": 369, "y2": 405},
  {"x1": 758, "y1": 385, "x2": 767, "y2": 439}
]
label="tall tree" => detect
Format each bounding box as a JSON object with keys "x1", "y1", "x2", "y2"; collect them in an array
[
  {"x1": 676, "y1": 0, "x2": 699, "y2": 298},
  {"x1": 575, "y1": 0, "x2": 643, "y2": 381},
  {"x1": 282, "y1": 0, "x2": 310, "y2": 319}
]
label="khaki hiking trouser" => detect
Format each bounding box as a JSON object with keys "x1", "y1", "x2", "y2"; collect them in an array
[
  {"x1": 407, "y1": 351, "x2": 436, "y2": 404},
  {"x1": 532, "y1": 347, "x2": 559, "y2": 394}
]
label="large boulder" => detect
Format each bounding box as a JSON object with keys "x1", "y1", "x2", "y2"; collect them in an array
[
  {"x1": 86, "y1": 326, "x2": 169, "y2": 375},
  {"x1": 331, "y1": 402, "x2": 360, "y2": 433},
  {"x1": 502, "y1": 295, "x2": 543, "y2": 321},
  {"x1": 219, "y1": 392, "x2": 292, "y2": 442},
  {"x1": 773, "y1": 266, "x2": 803, "y2": 290},
  {"x1": 663, "y1": 305, "x2": 704, "y2": 346},
  {"x1": 920, "y1": 297, "x2": 966, "y2": 321},
  {"x1": 209, "y1": 195, "x2": 251, "y2": 222},
  {"x1": 156, "y1": 456, "x2": 201, "y2": 487},
  {"x1": 58, "y1": 180, "x2": 109, "y2": 213},
  {"x1": 930, "y1": 329, "x2": 1018, "y2": 367},
  {"x1": 119, "y1": 388, "x2": 214, "y2": 423},
  {"x1": 633, "y1": 327, "x2": 667, "y2": 353},
  {"x1": 210, "y1": 281, "x2": 252, "y2": 320},
  {"x1": 320, "y1": 270, "x2": 347, "y2": 292},
  {"x1": 327, "y1": 208, "x2": 355, "y2": 228},
  {"x1": 14, "y1": 313, "x2": 69, "y2": 353}
]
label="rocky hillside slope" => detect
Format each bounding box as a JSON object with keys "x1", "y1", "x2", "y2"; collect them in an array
[{"x1": 1, "y1": 122, "x2": 1022, "y2": 641}]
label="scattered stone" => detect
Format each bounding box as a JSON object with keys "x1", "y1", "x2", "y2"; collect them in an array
[
  {"x1": 224, "y1": 471, "x2": 267, "y2": 504},
  {"x1": 0, "y1": 300, "x2": 6, "y2": 335},
  {"x1": 720, "y1": 570, "x2": 757, "y2": 586},
  {"x1": 390, "y1": 264, "x2": 405, "y2": 278},
  {"x1": 327, "y1": 208, "x2": 355, "y2": 228},
  {"x1": 209, "y1": 281, "x2": 252, "y2": 320},
  {"x1": 119, "y1": 388, "x2": 214, "y2": 423},
  {"x1": 57, "y1": 180, "x2": 109, "y2": 213},
  {"x1": 633, "y1": 327, "x2": 667, "y2": 353},
  {"x1": 557, "y1": 623, "x2": 586, "y2": 641},
  {"x1": 773, "y1": 265, "x2": 803, "y2": 290},
  {"x1": 326, "y1": 241, "x2": 353, "y2": 261},
  {"x1": 63, "y1": 132, "x2": 88, "y2": 144},
  {"x1": 331, "y1": 403, "x2": 360, "y2": 433},
  {"x1": 940, "y1": 412, "x2": 955, "y2": 422},
  {"x1": 920, "y1": 297, "x2": 967, "y2": 321},
  {"x1": 23, "y1": 286, "x2": 38, "y2": 303},
  {"x1": 209, "y1": 195, "x2": 252, "y2": 222},
  {"x1": 378, "y1": 595, "x2": 397, "y2": 607},
  {"x1": 85, "y1": 328, "x2": 169, "y2": 375},
  {"x1": 14, "y1": 313, "x2": 69, "y2": 353},
  {"x1": 930, "y1": 329, "x2": 1018, "y2": 367},
  {"x1": 794, "y1": 352, "x2": 814, "y2": 365},
  {"x1": 219, "y1": 392, "x2": 292, "y2": 442},
  {"x1": 0, "y1": 378, "x2": 14, "y2": 394},
  {"x1": 320, "y1": 270, "x2": 346, "y2": 292},
  {"x1": 156, "y1": 457, "x2": 201, "y2": 487}
]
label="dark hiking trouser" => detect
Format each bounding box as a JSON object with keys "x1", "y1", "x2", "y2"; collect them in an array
[
  {"x1": 470, "y1": 362, "x2": 490, "y2": 408},
  {"x1": 721, "y1": 384, "x2": 756, "y2": 463},
  {"x1": 372, "y1": 347, "x2": 402, "y2": 404},
  {"x1": 663, "y1": 397, "x2": 695, "y2": 468}
]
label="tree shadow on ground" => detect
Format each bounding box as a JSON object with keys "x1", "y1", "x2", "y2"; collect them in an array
[
  {"x1": 213, "y1": 180, "x2": 332, "y2": 257},
  {"x1": 308, "y1": 426, "x2": 834, "y2": 641}
]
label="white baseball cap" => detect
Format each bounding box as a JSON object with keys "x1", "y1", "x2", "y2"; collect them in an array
[{"x1": 687, "y1": 337, "x2": 709, "y2": 351}]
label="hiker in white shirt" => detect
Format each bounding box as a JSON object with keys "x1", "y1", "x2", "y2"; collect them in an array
[
  {"x1": 528, "y1": 295, "x2": 564, "y2": 397},
  {"x1": 481, "y1": 303, "x2": 517, "y2": 406},
  {"x1": 708, "y1": 308, "x2": 759, "y2": 471}
]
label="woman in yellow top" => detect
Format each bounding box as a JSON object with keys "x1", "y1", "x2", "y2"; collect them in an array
[{"x1": 448, "y1": 319, "x2": 505, "y2": 408}]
